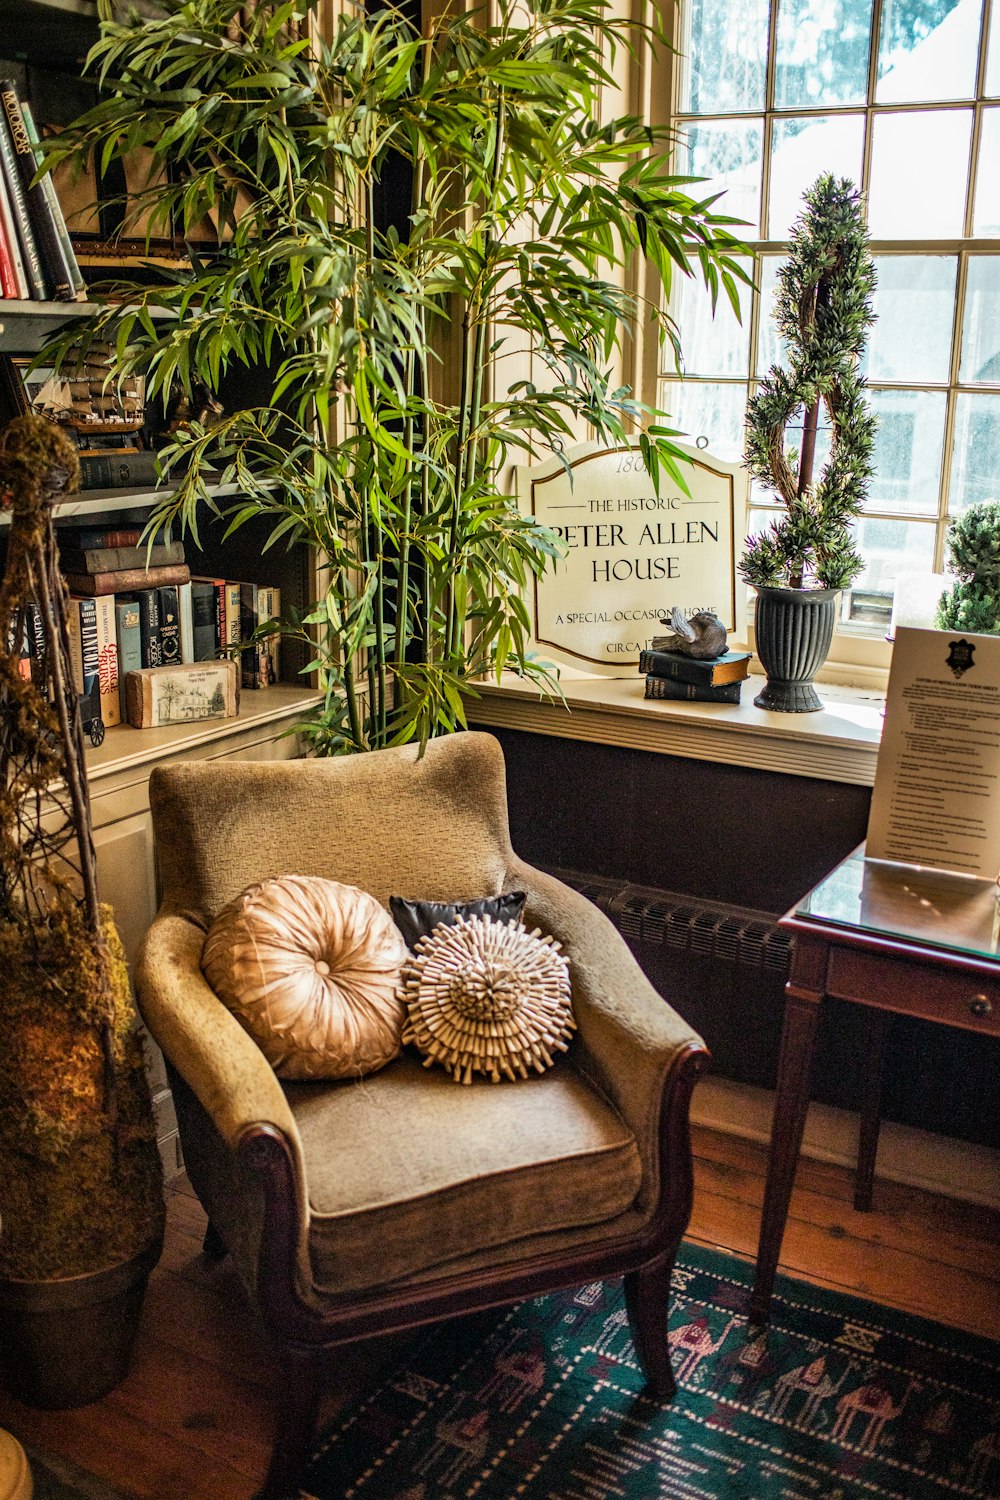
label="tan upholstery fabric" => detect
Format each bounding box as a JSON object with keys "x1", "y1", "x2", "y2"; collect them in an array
[
  {"x1": 138, "y1": 734, "x2": 704, "y2": 1309},
  {"x1": 286, "y1": 1052, "x2": 641, "y2": 1292},
  {"x1": 202, "y1": 876, "x2": 408, "y2": 1080}
]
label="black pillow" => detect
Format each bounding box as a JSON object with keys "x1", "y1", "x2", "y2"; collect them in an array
[{"x1": 389, "y1": 891, "x2": 527, "y2": 950}]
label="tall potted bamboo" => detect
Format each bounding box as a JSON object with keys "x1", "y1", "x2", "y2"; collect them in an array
[
  {"x1": 739, "y1": 174, "x2": 877, "y2": 712},
  {"x1": 0, "y1": 416, "x2": 164, "y2": 1408},
  {"x1": 42, "y1": 0, "x2": 748, "y2": 751}
]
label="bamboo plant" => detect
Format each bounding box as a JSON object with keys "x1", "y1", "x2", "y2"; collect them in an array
[{"x1": 43, "y1": 0, "x2": 748, "y2": 752}]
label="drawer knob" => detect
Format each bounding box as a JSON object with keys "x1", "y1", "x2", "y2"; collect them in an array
[{"x1": 969, "y1": 993, "x2": 993, "y2": 1017}]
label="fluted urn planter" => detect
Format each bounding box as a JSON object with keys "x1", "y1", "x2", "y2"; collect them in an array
[{"x1": 752, "y1": 585, "x2": 839, "y2": 712}]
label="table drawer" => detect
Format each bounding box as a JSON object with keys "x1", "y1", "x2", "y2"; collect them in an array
[{"x1": 826, "y1": 948, "x2": 1000, "y2": 1035}]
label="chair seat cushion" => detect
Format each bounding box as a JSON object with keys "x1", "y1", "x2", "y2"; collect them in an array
[{"x1": 286, "y1": 1052, "x2": 642, "y2": 1294}]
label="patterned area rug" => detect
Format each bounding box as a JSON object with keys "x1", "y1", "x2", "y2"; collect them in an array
[{"x1": 300, "y1": 1244, "x2": 1000, "y2": 1500}]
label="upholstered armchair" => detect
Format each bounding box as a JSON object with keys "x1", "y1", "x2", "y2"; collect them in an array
[{"x1": 136, "y1": 732, "x2": 709, "y2": 1500}]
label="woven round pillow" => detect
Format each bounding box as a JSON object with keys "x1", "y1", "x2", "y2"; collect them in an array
[
  {"x1": 201, "y1": 875, "x2": 408, "y2": 1080},
  {"x1": 400, "y1": 914, "x2": 574, "y2": 1085}
]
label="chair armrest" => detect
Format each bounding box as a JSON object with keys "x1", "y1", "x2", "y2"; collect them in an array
[
  {"x1": 136, "y1": 910, "x2": 301, "y2": 1154},
  {"x1": 508, "y1": 859, "x2": 709, "y2": 1199}
]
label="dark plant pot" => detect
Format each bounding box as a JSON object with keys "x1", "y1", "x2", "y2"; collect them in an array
[
  {"x1": 753, "y1": 586, "x2": 839, "y2": 712},
  {"x1": 0, "y1": 1236, "x2": 162, "y2": 1409}
]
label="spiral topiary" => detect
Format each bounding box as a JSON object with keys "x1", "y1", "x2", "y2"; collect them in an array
[{"x1": 740, "y1": 174, "x2": 877, "y2": 592}]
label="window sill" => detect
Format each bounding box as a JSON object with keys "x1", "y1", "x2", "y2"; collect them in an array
[{"x1": 469, "y1": 671, "x2": 885, "y2": 786}]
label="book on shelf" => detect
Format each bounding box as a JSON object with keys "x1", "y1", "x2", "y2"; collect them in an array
[
  {"x1": 66, "y1": 595, "x2": 98, "y2": 700},
  {"x1": 136, "y1": 587, "x2": 162, "y2": 668},
  {"x1": 93, "y1": 593, "x2": 121, "y2": 727},
  {"x1": 0, "y1": 91, "x2": 46, "y2": 299},
  {"x1": 190, "y1": 578, "x2": 221, "y2": 660},
  {"x1": 257, "y1": 585, "x2": 281, "y2": 688},
  {"x1": 0, "y1": 78, "x2": 81, "y2": 300},
  {"x1": 60, "y1": 562, "x2": 191, "y2": 597},
  {"x1": 23, "y1": 600, "x2": 45, "y2": 686},
  {"x1": 114, "y1": 596, "x2": 142, "y2": 720},
  {"x1": 224, "y1": 581, "x2": 241, "y2": 651},
  {"x1": 59, "y1": 526, "x2": 141, "y2": 550},
  {"x1": 77, "y1": 449, "x2": 163, "y2": 492},
  {"x1": 157, "y1": 584, "x2": 181, "y2": 666},
  {"x1": 0, "y1": 180, "x2": 24, "y2": 298},
  {"x1": 239, "y1": 581, "x2": 259, "y2": 689},
  {"x1": 644, "y1": 675, "x2": 743, "y2": 704},
  {"x1": 57, "y1": 540, "x2": 185, "y2": 575},
  {"x1": 20, "y1": 98, "x2": 85, "y2": 299},
  {"x1": 638, "y1": 648, "x2": 751, "y2": 687},
  {"x1": 178, "y1": 581, "x2": 194, "y2": 665}
]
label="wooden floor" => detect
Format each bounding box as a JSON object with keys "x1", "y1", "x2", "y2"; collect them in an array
[{"x1": 2, "y1": 1124, "x2": 998, "y2": 1500}]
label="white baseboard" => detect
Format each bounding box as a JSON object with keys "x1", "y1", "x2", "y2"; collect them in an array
[{"x1": 692, "y1": 1075, "x2": 1000, "y2": 1211}]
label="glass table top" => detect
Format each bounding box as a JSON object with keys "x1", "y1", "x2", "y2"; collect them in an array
[{"x1": 793, "y1": 844, "x2": 1000, "y2": 963}]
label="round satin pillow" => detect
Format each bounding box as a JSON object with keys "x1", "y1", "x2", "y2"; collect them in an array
[{"x1": 201, "y1": 875, "x2": 409, "y2": 1080}]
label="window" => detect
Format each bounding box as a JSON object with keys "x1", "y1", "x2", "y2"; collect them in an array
[{"x1": 662, "y1": 0, "x2": 1000, "y2": 660}]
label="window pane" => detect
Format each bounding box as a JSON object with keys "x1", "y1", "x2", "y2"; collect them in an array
[
  {"x1": 668, "y1": 259, "x2": 752, "y2": 377},
  {"x1": 676, "y1": 119, "x2": 764, "y2": 237},
  {"x1": 864, "y1": 257, "x2": 956, "y2": 383},
  {"x1": 988, "y1": 7, "x2": 1000, "y2": 95},
  {"x1": 661, "y1": 380, "x2": 749, "y2": 462},
  {"x1": 844, "y1": 519, "x2": 938, "y2": 627},
  {"x1": 774, "y1": 0, "x2": 873, "y2": 108},
  {"x1": 868, "y1": 389, "x2": 947, "y2": 513},
  {"x1": 868, "y1": 111, "x2": 972, "y2": 237},
  {"x1": 960, "y1": 258, "x2": 1000, "y2": 383},
  {"x1": 877, "y1": 0, "x2": 982, "y2": 102},
  {"x1": 974, "y1": 108, "x2": 1000, "y2": 236},
  {"x1": 679, "y1": 0, "x2": 769, "y2": 113},
  {"x1": 767, "y1": 114, "x2": 865, "y2": 238},
  {"x1": 950, "y1": 393, "x2": 1000, "y2": 509},
  {"x1": 754, "y1": 256, "x2": 787, "y2": 376}
]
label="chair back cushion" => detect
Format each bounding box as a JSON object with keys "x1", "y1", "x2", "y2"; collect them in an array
[{"x1": 148, "y1": 733, "x2": 515, "y2": 923}]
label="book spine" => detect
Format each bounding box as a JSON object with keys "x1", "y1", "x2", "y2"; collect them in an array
[
  {"x1": 157, "y1": 585, "x2": 181, "y2": 666},
  {"x1": 61, "y1": 564, "x2": 191, "y2": 597},
  {"x1": 257, "y1": 585, "x2": 281, "y2": 687},
  {"x1": 114, "y1": 597, "x2": 142, "y2": 720},
  {"x1": 77, "y1": 449, "x2": 161, "y2": 492},
  {"x1": 644, "y1": 675, "x2": 742, "y2": 703},
  {"x1": 0, "y1": 196, "x2": 16, "y2": 297},
  {"x1": 0, "y1": 81, "x2": 72, "y2": 300},
  {"x1": 178, "y1": 581, "x2": 194, "y2": 664},
  {"x1": 69, "y1": 595, "x2": 99, "y2": 703},
  {"x1": 24, "y1": 600, "x2": 45, "y2": 685},
  {"x1": 137, "y1": 588, "x2": 162, "y2": 668},
  {"x1": 67, "y1": 597, "x2": 84, "y2": 694},
  {"x1": 20, "y1": 100, "x2": 85, "y2": 297},
  {"x1": 224, "y1": 582, "x2": 242, "y2": 649},
  {"x1": 190, "y1": 580, "x2": 218, "y2": 661},
  {"x1": 58, "y1": 542, "x2": 185, "y2": 574},
  {"x1": 59, "y1": 526, "x2": 141, "y2": 549},
  {"x1": 0, "y1": 90, "x2": 46, "y2": 298},
  {"x1": 93, "y1": 593, "x2": 121, "y2": 727},
  {"x1": 0, "y1": 170, "x2": 28, "y2": 297},
  {"x1": 239, "y1": 581, "x2": 259, "y2": 689}
]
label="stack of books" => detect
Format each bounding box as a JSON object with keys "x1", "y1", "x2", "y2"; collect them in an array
[
  {"x1": 0, "y1": 78, "x2": 85, "y2": 302},
  {"x1": 190, "y1": 577, "x2": 281, "y2": 692},
  {"x1": 36, "y1": 526, "x2": 284, "y2": 734},
  {"x1": 638, "y1": 647, "x2": 752, "y2": 703}
]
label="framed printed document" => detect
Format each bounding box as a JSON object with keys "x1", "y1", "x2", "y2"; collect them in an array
[{"x1": 867, "y1": 626, "x2": 1000, "y2": 879}]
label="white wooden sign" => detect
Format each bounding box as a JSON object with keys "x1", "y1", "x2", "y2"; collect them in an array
[{"x1": 515, "y1": 441, "x2": 743, "y2": 676}]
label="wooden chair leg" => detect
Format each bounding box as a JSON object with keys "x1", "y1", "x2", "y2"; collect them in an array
[
  {"x1": 255, "y1": 1347, "x2": 323, "y2": 1500},
  {"x1": 623, "y1": 1258, "x2": 677, "y2": 1401}
]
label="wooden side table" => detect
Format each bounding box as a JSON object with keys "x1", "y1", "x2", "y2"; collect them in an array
[{"x1": 750, "y1": 844, "x2": 1000, "y2": 1326}]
